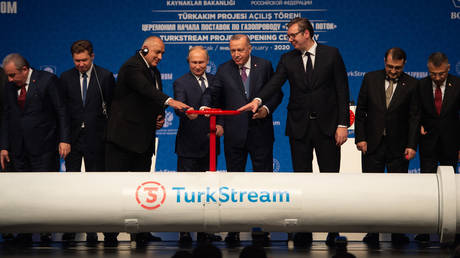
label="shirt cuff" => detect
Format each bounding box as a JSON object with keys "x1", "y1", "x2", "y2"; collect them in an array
[
  {"x1": 262, "y1": 105, "x2": 270, "y2": 115},
  {"x1": 337, "y1": 125, "x2": 347, "y2": 128},
  {"x1": 165, "y1": 97, "x2": 172, "y2": 106},
  {"x1": 254, "y1": 97, "x2": 262, "y2": 106}
]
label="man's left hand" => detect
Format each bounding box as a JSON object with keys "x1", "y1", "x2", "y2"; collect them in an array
[
  {"x1": 404, "y1": 148, "x2": 416, "y2": 160},
  {"x1": 59, "y1": 143, "x2": 71, "y2": 159},
  {"x1": 252, "y1": 107, "x2": 268, "y2": 119},
  {"x1": 335, "y1": 127, "x2": 348, "y2": 146},
  {"x1": 156, "y1": 115, "x2": 165, "y2": 129}
]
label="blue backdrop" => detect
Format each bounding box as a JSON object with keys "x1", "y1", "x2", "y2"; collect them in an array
[{"x1": 1, "y1": 0, "x2": 459, "y2": 173}]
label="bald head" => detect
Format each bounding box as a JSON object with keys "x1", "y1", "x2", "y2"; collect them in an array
[{"x1": 141, "y1": 36, "x2": 165, "y2": 67}]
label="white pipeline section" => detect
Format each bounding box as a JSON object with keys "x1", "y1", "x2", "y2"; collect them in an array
[{"x1": 0, "y1": 166, "x2": 457, "y2": 242}]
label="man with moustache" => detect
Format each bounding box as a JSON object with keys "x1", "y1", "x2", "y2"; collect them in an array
[
  {"x1": 204, "y1": 34, "x2": 283, "y2": 245},
  {"x1": 354, "y1": 47, "x2": 420, "y2": 244},
  {"x1": 238, "y1": 17, "x2": 349, "y2": 246},
  {"x1": 105, "y1": 36, "x2": 190, "y2": 245}
]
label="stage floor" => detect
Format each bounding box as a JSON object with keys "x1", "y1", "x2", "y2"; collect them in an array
[{"x1": 0, "y1": 240, "x2": 456, "y2": 258}]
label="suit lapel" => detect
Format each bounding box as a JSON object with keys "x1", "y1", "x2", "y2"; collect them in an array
[
  {"x1": 424, "y1": 79, "x2": 438, "y2": 116},
  {"x1": 388, "y1": 79, "x2": 405, "y2": 110},
  {"x1": 24, "y1": 70, "x2": 39, "y2": 110},
  {"x1": 249, "y1": 56, "x2": 258, "y2": 98},
  {"x1": 311, "y1": 45, "x2": 323, "y2": 88},
  {"x1": 440, "y1": 77, "x2": 454, "y2": 116},
  {"x1": 377, "y1": 71, "x2": 387, "y2": 110},
  {"x1": 188, "y1": 72, "x2": 202, "y2": 95}
]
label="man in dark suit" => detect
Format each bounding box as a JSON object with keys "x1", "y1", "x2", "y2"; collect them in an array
[
  {"x1": 1, "y1": 53, "x2": 70, "y2": 172},
  {"x1": 59, "y1": 40, "x2": 115, "y2": 243},
  {"x1": 415, "y1": 52, "x2": 460, "y2": 242},
  {"x1": 105, "y1": 36, "x2": 189, "y2": 245},
  {"x1": 204, "y1": 34, "x2": 283, "y2": 245},
  {"x1": 1, "y1": 53, "x2": 70, "y2": 244},
  {"x1": 173, "y1": 46, "x2": 222, "y2": 244},
  {"x1": 238, "y1": 17, "x2": 349, "y2": 246},
  {"x1": 354, "y1": 47, "x2": 420, "y2": 244}
]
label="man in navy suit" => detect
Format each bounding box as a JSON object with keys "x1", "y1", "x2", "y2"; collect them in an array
[
  {"x1": 204, "y1": 34, "x2": 283, "y2": 245},
  {"x1": 59, "y1": 40, "x2": 115, "y2": 243},
  {"x1": 1, "y1": 53, "x2": 70, "y2": 172},
  {"x1": 1, "y1": 53, "x2": 70, "y2": 244},
  {"x1": 60, "y1": 40, "x2": 115, "y2": 173},
  {"x1": 415, "y1": 52, "x2": 460, "y2": 242},
  {"x1": 238, "y1": 17, "x2": 349, "y2": 246},
  {"x1": 173, "y1": 46, "x2": 222, "y2": 244}
]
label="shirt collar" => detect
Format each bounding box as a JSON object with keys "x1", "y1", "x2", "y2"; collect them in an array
[
  {"x1": 25, "y1": 68, "x2": 33, "y2": 86},
  {"x1": 193, "y1": 73, "x2": 207, "y2": 81},
  {"x1": 240, "y1": 56, "x2": 252, "y2": 70},
  {"x1": 139, "y1": 51, "x2": 150, "y2": 69},
  {"x1": 432, "y1": 79, "x2": 447, "y2": 89},
  {"x1": 81, "y1": 64, "x2": 93, "y2": 77},
  {"x1": 302, "y1": 40, "x2": 317, "y2": 56}
]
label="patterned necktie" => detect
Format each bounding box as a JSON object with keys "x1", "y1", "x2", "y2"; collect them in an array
[
  {"x1": 82, "y1": 73, "x2": 88, "y2": 105},
  {"x1": 17, "y1": 84, "x2": 26, "y2": 109},
  {"x1": 385, "y1": 80, "x2": 394, "y2": 108},
  {"x1": 305, "y1": 52, "x2": 313, "y2": 85},
  {"x1": 199, "y1": 76, "x2": 206, "y2": 93},
  {"x1": 240, "y1": 66, "x2": 247, "y2": 82},
  {"x1": 434, "y1": 85, "x2": 442, "y2": 115}
]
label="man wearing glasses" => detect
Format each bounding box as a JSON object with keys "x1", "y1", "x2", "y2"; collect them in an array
[
  {"x1": 418, "y1": 52, "x2": 460, "y2": 172},
  {"x1": 354, "y1": 47, "x2": 420, "y2": 245},
  {"x1": 238, "y1": 17, "x2": 349, "y2": 246}
]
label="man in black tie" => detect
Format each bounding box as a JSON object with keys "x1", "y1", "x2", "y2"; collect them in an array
[
  {"x1": 203, "y1": 34, "x2": 283, "y2": 245},
  {"x1": 59, "y1": 40, "x2": 116, "y2": 243},
  {"x1": 238, "y1": 17, "x2": 349, "y2": 246},
  {"x1": 173, "y1": 46, "x2": 222, "y2": 244},
  {"x1": 414, "y1": 52, "x2": 460, "y2": 242},
  {"x1": 105, "y1": 36, "x2": 189, "y2": 245},
  {"x1": 354, "y1": 47, "x2": 420, "y2": 244}
]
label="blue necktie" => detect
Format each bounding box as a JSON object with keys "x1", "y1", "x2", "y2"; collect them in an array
[{"x1": 82, "y1": 73, "x2": 87, "y2": 105}]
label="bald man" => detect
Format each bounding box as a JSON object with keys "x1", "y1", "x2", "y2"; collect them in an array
[{"x1": 105, "y1": 36, "x2": 189, "y2": 245}]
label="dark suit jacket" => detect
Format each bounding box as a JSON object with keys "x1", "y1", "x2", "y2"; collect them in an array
[
  {"x1": 106, "y1": 53, "x2": 169, "y2": 154},
  {"x1": 0, "y1": 69, "x2": 70, "y2": 156},
  {"x1": 174, "y1": 72, "x2": 219, "y2": 158},
  {"x1": 355, "y1": 70, "x2": 420, "y2": 155},
  {"x1": 0, "y1": 67, "x2": 6, "y2": 124},
  {"x1": 258, "y1": 44, "x2": 350, "y2": 139},
  {"x1": 418, "y1": 74, "x2": 460, "y2": 159},
  {"x1": 60, "y1": 65, "x2": 115, "y2": 154},
  {"x1": 205, "y1": 55, "x2": 283, "y2": 148}
]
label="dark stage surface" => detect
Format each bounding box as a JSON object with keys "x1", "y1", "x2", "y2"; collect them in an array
[{"x1": 0, "y1": 240, "x2": 456, "y2": 258}]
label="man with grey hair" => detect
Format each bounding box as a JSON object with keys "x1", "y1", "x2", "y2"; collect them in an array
[
  {"x1": 203, "y1": 34, "x2": 283, "y2": 245},
  {"x1": 1, "y1": 53, "x2": 70, "y2": 243}
]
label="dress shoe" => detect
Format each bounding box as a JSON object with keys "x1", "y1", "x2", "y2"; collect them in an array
[
  {"x1": 145, "y1": 233, "x2": 162, "y2": 242},
  {"x1": 62, "y1": 233, "x2": 76, "y2": 242},
  {"x1": 197, "y1": 232, "x2": 221, "y2": 243},
  {"x1": 15, "y1": 233, "x2": 33, "y2": 245},
  {"x1": 252, "y1": 231, "x2": 270, "y2": 246},
  {"x1": 40, "y1": 233, "x2": 52, "y2": 243},
  {"x1": 414, "y1": 234, "x2": 430, "y2": 243},
  {"x1": 224, "y1": 232, "x2": 240, "y2": 246},
  {"x1": 86, "y1": 232, "x2": 98, "y2": 243},
  {"x1": 326, "y1": 232, "x2": 340, "y2": 246},
  {"x1": 362, "y1": 233, "x2": 379, "y2": 245},
  {"x1": 179, "y1": 232, "x2": 192, "y2": 244},
  {"x1": 293, "y1": 232, "x2": 313, "y2": 247},
  {"x1": 103, "y1": 233, "x2": 118, "y2": 246},
  {"x1": 391, "y1": 233, "x2": 409, "y2": 245}
]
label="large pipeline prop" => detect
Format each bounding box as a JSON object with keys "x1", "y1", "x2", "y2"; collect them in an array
[{"x1": 0, "y1": 167, "x2": 458, "y2": 243}]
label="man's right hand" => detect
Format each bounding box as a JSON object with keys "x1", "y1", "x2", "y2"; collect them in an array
[
  {"x1": 216, "y1": 125, "x2": 224, "y2": 137},
  {"x1": 1, "y1": 150, "x2": 10, "y2": 170},
  {"x1": 356, "y1": 141, "x2": 367, "y2": 154},
  {"x1": 238, "y1": 99, "x2": 260, "y2": 113},
  {"x1": 168, "y1": 99, "x2": 190, "y2": 111},
  {"x1": 186, "y1": 107, "x2": 198, "y2": 120},
  {"x1": 421, "y1": 125, "x2": 428, "y2": 135}
]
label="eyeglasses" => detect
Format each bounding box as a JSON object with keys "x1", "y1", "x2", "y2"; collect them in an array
[
  {"x1": 385, "y1": 64, "x2": 404, "y2": 71},
  {"x1": 287, "y1": 31, "x2": 303, "y2": 39},
  {"x1": 429, "y1": 71, "x2": 448, "y2": 77}
]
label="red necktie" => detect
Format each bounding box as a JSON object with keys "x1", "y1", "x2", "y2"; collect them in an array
[
  {"x1": 17, "y1": 85, "x2": 26, "y2": 109},
  {"x1": 434, "y1": 85, "x2": 442, "y2": 115}
]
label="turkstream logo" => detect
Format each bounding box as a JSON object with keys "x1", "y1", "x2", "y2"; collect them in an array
[{"x1": 172, "y1": 186, "x2": 290, "y2": 203}]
